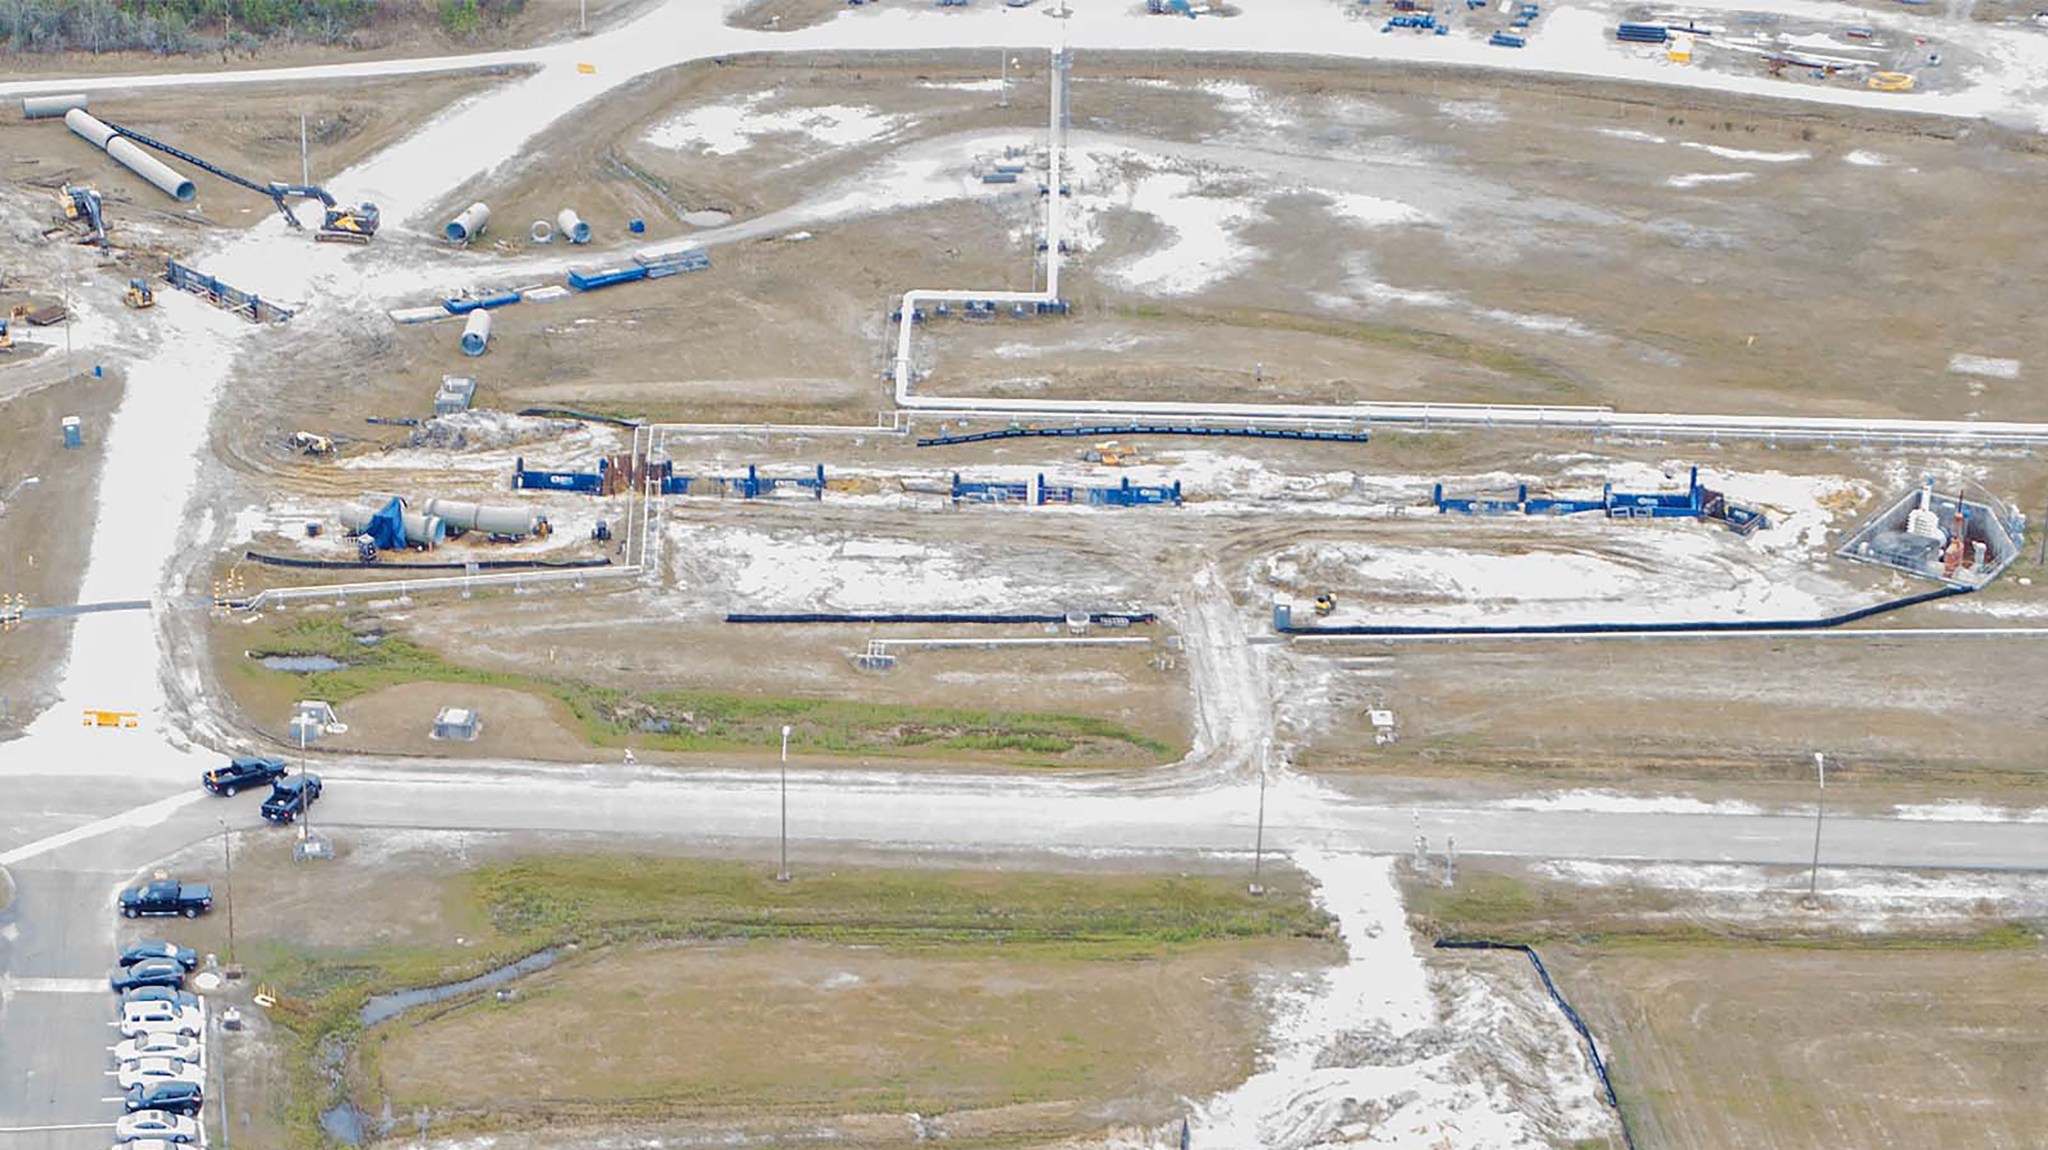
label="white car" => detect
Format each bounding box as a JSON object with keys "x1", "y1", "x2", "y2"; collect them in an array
[
  {"x1": 118, "y1": 1005, "x2": 203, "y2": 1039},
  {"x1": 121, "y1": 1140, "x2": 187, "y2": 1150},
  {"x1": 114, "y1": 1111, "x2": 200, "y2": 1144},
  {"x1": 114, "y1": 1033, "x2": 202, "y2": 1067},
  {"x1": 115, "y1": 1057, "x2": 204, "y2": 1091}
]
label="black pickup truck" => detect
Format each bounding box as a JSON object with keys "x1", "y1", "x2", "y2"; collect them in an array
[
  {"x1": 260, "y1": 774, "x2": 322, "y2": 825},
  {"x1": 203, "y1": 756, "x2": 289, "y2": 795},
  {"x1": 118, "y1": 879, "x2": 214, "y2": 920}
]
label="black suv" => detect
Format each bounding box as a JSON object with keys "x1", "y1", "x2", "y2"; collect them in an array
[
  {"x1": 124, "y1": 1081, "x2": 203, "y2": 1117},
  {"x1": 259, "y1": 774, "x2": 322, "y2": 824},
  {"x1": 204, "y1": 756, "x2": 288, "y2": 795}
]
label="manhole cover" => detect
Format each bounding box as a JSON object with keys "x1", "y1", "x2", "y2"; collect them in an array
[{"x1": 193, "y1": 972, "x2": 223, "y2": 991}]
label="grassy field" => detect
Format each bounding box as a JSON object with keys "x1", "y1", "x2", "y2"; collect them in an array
[
  {"x1": 171, "y1": 843, "x2": 1328, "y2": 1149},
  {"x1": 217, "y1": 613, "x2": 1175, "y2": 766},
  {"x1": 1399, "y1": 862, "x2": 2048, "y2": 1150}
]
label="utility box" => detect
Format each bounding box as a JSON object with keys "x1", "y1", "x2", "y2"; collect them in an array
[
  {"x1": 431, "y1": 706, "x2": 482, "y2": 741},
  {"x1": 435, "y1": 375, "x2": 477, "y2": 415},
  {"x1": 61, "y1": 416, "x2": 81, "y2": 448}
]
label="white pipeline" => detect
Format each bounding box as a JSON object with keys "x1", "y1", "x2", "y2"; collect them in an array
[{"x1": 65, "y1": 108, "x2": 194, "y2": 202}]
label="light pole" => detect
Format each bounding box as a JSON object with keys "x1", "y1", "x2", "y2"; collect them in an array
[
  {"x1": 1249, "y1": 741, "x2": 1269, "y2": 896},
  {"x1": 776, "y1": 724, "x2": 792, "y2": 882},
  {"x1": 1806, "y1": 752, "x2": 1826, "y2": 902},
  {"x1": 219, "y1": 818, "x2": 237, "y2": 969}
]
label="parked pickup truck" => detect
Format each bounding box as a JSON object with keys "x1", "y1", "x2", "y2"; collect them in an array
[
  {"x1": 118, "y1": 879, "x2": 213, "y2": 920},
  {"x1": 202, "y1": 756, "x2": 288, "y2": 795}
]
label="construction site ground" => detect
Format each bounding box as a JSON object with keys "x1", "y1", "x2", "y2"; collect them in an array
[
  {"x1": 1404, "y1": 858, "x2": 2048, "y2": 1150},
  {"x1": 0, "y1": 365, "x2": 123, "y2": 736},
  {"x1": 140, "y1": 828, "x2": 1328, "y2": 1150}
]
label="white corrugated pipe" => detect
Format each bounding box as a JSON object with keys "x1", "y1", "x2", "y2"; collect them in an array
[
  {"x1": 460, "y1": 309, "x2": 492, "y2": 356},
  {"x1": 555, "y1": 209, "x2": 591, "y2": 245},
  {"x1": 65, "y1": 108, "x2": 194, "y2": 202},
  {"x1": 445, "y1": 201, "x2": 490, "y2": 244},
  {"x1": 422, "y1": 498, "x2": 539, "y2": 537},
  {"x1": 22, "y1": 93, "x2": 87, "y2": 119}
]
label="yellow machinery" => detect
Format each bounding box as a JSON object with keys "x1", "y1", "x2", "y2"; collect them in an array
[
  {"x1": 1084, "y1": 441, "x2": 1142, "y2": 466},
  {"x1": 316, "y1": 204, "x2": 381, "y2": 246},
  {"x1": 82, "y1": 709, "x2": 140, "y2": 729},
  {"x1": 287, "y1": 431, "x2": 334, "y2": 456},
  {"x1": 0, "y1": 320, "x2": 12, "y2": 353},
  {"x1": 1868, "y1": 71, "x2": 1916, "y2": 91},
  {"x1": 123, "y1": 279, "x2": 155, "y2": 310},
  {"x1": 1314, "y1": 592, "x2": 1337, "y2": 617}
]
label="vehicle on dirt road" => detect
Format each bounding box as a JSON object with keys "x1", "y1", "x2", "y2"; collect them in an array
[
  {"x1": 203, "y1": 756, "x2": 288, "y2": 795},
  {"x1": 118, "y1": 941, "x2": 198, "y2": 970},
  {"x1": 260, "y1": 773, "x2": 322, "y2": 824},
  {"x1": 109, "y1": 960, "x2": 186, "y2": 993},
  {"x1": 116, "y1": 1057, "x2": 204, "y2": 1091},
  {"x1": 123, "y1": 1081, "x2": 202, "y2": 1116},
  {"x1": 119, "y1": 879, "x2": 213, "y2": 919},
  {"x1": 114, "y1": 1111, "x2": 200, "y2": 1144},
  {"x1": 114, "y1": 1032, "x2": 203, "y2": 1067}
]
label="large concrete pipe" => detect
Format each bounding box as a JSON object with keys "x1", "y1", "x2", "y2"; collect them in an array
[
  {"x1": 22, "y1": 93, "x2": 88, "y2": 119},
  {"x1": 338, "y1": 505, "x2": 447, "y2": 548},
  {"x1": 444, "y1": 201, "x2": 490, "y2": 244},
  {"x1": 556, "y1": 209, "x2": 591, "y2": 245},
  {"x1": 423, "y1": 498, "x2": 540, "y2": 538},
  {"x1": 65, "y1": 108, "x2": 194, "y2": 202},
  {"x1": 460, "y1": 309, "x2": 492, "y2": 357}
]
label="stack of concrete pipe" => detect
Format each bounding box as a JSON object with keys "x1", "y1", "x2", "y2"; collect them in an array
[
  {"x1": 460, "y1": 309, "x2": 492, "y2": 356},
  {"x1": 423, "y1": 498, "x2": 543, "y2": 538},
  {"x1": 444, "y1": 201, "x2": 490, "y2": 244},
  {"x1": 64, "y1": 108, "x2": 194, "y2": 202},
  {"x1": 338, "y1": 503, "x2": 447, "y2": 548},
  {"x1": 22, "y1": 93, "x2": 88, "y2": 119}
]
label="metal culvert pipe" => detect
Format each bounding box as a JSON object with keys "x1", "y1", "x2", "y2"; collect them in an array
[
  {"x1": 556, "y1": 209, "x2": 591, "y2": 245},
  {"x1": 445, "y1": 201, "x2": 490, "y2": 244},
  {"x1": 65, "y1": 108, "x2": 194, "y2": 202},
  {"x1": 23, "y1": 93, "x2": 88, "y2": 119},
  {"x1": 460, "y1": 309, "x2": 492, "y2": 356},
  {"x1": 423, "y1": 498, "x2": 540, "y2": 538}
]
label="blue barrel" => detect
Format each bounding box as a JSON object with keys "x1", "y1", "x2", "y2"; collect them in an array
[{"x1": 62, "y1": 416, "x2": 82, "y2": 448}]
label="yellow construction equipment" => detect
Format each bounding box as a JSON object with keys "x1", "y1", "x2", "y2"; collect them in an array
[
  {"x1": 287, "y1": 431, "x2": 334, "y2": 456},
  {"x1": 82, "y1": 709, "x2": 140, "y2": 729},
  {"x1": 0, "y1": 319, "x2": 13, "y2": 353},
  {"x1": 1083, "y1": 442, "x2": 1142, "y2": 466},
  {"x1": 1867, "y1": 71, "x2": 1916, "y2": 91},
  {"x1": 1314, "y1": 592, "x2": 1337, "y2": 617},
  {"x1": 123, "y1": 279, "x2": 155, "y2": 310}
]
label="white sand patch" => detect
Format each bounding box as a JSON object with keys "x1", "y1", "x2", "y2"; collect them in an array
[
  {"x1": 645, "y1": 92, "x2": 907, "y2": 156},
  {"x1": 1679, "y1": 142, "x2": 1811, "y2": 162},
  {"x1": 1182, "y1": 852, "x2": 1617, "y2": 1149},
  {"x1": 916, "y1": 77, "x2": 1006, "y2": 91},
  {"x1": 1844, "y1": 149, "x2": 1892, "y2": 166},
  {"x1": 1666, "y1": 171, "x2": 1757, "y2": 188},
  {"x1": 1596, "y1": 126, "x2": 1667, "y2": 143},
  {"x1": 1948, "y1": 354, "x2": 2020, "y2": 380},
  {"x1": 1322, "y1": 191, "x2": 1429, "y2": 228},
  {"x1": 1501, "y1": 790, "x2": 1764, "y2": 816},
  {"x1": 1438, "y1": 99, "x2": 1506, "y2": 124},
  {"x1": 1103, "y1": 172, "x2": 1263, "y2": 296},
  {"x1": 1199, "y1": 79, "x2": 1297, "y2": 133},
  {"x1": 1891, "y1": 802, "x2": 2048, "y2": 824}
]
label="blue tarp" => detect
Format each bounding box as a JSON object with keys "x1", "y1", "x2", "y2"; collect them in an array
[{"x1": 363, "y1": 496, "x2": 408, "y2": 551}]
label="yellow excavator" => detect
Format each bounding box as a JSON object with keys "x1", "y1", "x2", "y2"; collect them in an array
[
  {"x1": 1314, "y1": 592, "x2": 1337, "y2": 617},
  {"x1": 1083, "y1": 441, "x2": 1142, "y2": 467},
  {"x1": 123, "y1": 279, "x2": 155, "y2": 310}
]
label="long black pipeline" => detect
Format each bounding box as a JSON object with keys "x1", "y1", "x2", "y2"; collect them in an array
[
  {"x1": 243, "y1": 551, "x2": 613, "y2": 572},
  {"x1": 1284, "y1": 584, "x2": 1972, "y2": 637}
]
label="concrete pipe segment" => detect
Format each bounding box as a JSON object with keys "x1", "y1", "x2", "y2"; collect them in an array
[
  {"x1": 22, "y1": 92, "x2": 88, "y2": 119},
  {"x1": 423, "y1": 498, "x2": 537, "y2": 537},
  {"x1": 556, "y1": 208, "x2": 591, "y2": 245},
  {"x1": 530, "y1": 219, "x2": 554, "y2": 243},
  {"x1": 338, "y1": 505, "x2": 447, "y2": 548},
  {"x1": 445, "y1": 201, "x2": 490, "y2": 244},
  {"x1": 64, "y1": 108, "x2": 195, "y2": 202},
  {"x1": 460, "y1": 308, "x2": 492, "y2": 356}
]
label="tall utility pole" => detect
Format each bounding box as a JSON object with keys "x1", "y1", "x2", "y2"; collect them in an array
[
  {"x1": 1249, "y1": 741, "x2": 1269, "y2": 896},
  {"x1": 300, "y1": 112, "x2": 310, "y2": 187},
  {"x1": 219, "y1": 818, "x2": 237, "y2": 968},
  {"x1": 1807, "y1": 752, "x2": 1826, "y2": 901},
  {"x1": 579, "y1": 0, "x2": 587, "y2": 33},
  {"x1": 998, "y1": 50, "x2": 1010, "y2": 109},
  {"x1": 776, "y1": 724, "x2": 792, "y2": 882}
]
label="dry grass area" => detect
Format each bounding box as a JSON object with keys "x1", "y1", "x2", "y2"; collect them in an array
[
  {"x1": 368, "y1": 935, "x2": 1308, "y2": 1140},
  {"x1": 0, "y1": 366, "x2": 124, "y2": 735},
  {"x1": 1564, "y1": 947, "x2": 2048, "y2": 1150}
]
